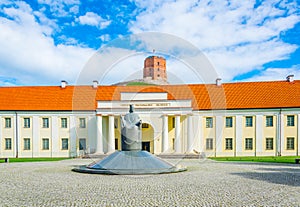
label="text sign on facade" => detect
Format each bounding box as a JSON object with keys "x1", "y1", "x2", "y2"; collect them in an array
[{"x1": 97, "y1": 100, "x2": 191, "y2": 109}]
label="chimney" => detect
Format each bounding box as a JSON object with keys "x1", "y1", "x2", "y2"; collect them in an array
[
  {"x1": 93, "y1": 80, "x2": 98, "y2": 89},
  {"x1": 286, "y1": 75, "x2": 294, "y2": 82},
  {"x1": 216, "y1": 78, "x2": 222, "y2": 86},
  {"x1": 61, "y1": 80, "x2": 67, "y2": 88}
]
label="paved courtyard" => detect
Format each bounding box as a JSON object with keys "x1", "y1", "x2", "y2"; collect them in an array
[{"x1": 0, "y1": 158, "x2": 300, "y2": 206}]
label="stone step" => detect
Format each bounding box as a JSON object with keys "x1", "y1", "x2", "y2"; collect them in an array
[
  {"x1": 157, "y1": 154, "x2": 202, "y2": 159},
  {"x1": 82, "y1": 153, "x2": 202, "y2": 159}
]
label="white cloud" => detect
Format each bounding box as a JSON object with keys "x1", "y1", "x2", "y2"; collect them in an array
[
  {"x1": 78, "y1": 12, "x2": 111, "y2": 29},
  {"x1": 37, "y1": 0, "x2": 80, "y2": 17},
  {"x1": 99, "y1": 34, "x2": 111, "y2": 42},
  {"x1": 243, "y1": 65, "x2": 300, "y2": 82},
  {"x1": 130, "y1": 0, "x2": 300, "y2": 81},
  {"x1": 0, "y1": 1, "x2": 95, "y2": 85}
]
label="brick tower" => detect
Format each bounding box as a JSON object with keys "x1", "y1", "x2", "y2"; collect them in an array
[{"x1": 143, "y1": 56, "x2": 167, "y2": 82}]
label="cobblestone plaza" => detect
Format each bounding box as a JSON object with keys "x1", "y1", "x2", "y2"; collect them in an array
[{"x1": 1, "y1": 159, "x2": 300, "y2": 206}]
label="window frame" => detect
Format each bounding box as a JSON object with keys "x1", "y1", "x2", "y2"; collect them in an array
[
  {"x1": 266, "y1": 116, "x2": 273, "y2": 127},
  {"x1": 225, "y1": 117, "x2": 233, "y2": 128},
  {"x1": 79, "y1": 138, "x2": 86, "y2": 151},
  {"x1": 225, "y1": 138, "x2": 233, "y2": 150},
  {"x1": 61, "y1": 138, "x2": 69, "y2": 150},
  {"x1": 5, "y1": 117, "x2": 11, "y2": 128},
  {"x1": 287, "y1": 115, "x2": 295, "y2": 127},
  {"x1": 142, "y1": 123, "x2": 149, "y2": 128},
  {"x1": 5, "y1": 138, "x2": 12, "y2": 150},
  {"x1": 266, "y1": 137, "x2": 274, "y2": 150},
  {"x1": 23, "y1": 138, "x2": 31, "y2": 150},
  {"x1": 245, "y1": 138, "x2": 253, "y2": 150},
  {"x1": 206, "y1": 138, "x2": 213, "y2": 150},
  {"x1": 286, "y1": 137, "x2": 295, "y2": 150},
  {"x1": 42, "y1": 118, "x2": 49, "y2": 128},
  {"x1": 245, "y1": 116, "x2": 253, "y2": 127},
  {"x1": 206, "y1": 117, "x2": 213, "y2": 128},
  {"x1": 61, "y1": 118, "x2": 68, "y2": 128},
  {"x1": 42, "y1": 138, "x2": 50, "y2": 150},
  {"x1": 24, "y1": 118, "x2": 30, "y2": 128},
  {"x1": 79, "y1": 118, "x2": 86, "y2": 128}
]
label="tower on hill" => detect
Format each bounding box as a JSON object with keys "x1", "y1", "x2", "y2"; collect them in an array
[{"x1": 143, "y1": 56, "x2": 167, "y2": 82}]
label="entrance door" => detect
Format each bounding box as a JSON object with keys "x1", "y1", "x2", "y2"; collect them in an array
[{"x1": 142, "y1": 141, "x2": 150, "y2": 152}]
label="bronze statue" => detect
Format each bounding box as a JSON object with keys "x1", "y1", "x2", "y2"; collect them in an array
[{"x1": 121, "y1": 105, "x2": 142, "y2": 151}]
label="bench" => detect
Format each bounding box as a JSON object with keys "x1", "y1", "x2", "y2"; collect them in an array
[
  {"x1": 0, "y1": 158, "x2": 9, "y2": 163},
  {"x1": 296, "y1": 158, "x2": 300, "y2": 164}
]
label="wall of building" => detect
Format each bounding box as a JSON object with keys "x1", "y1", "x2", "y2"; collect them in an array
[
  {"x1": 0, "y1": 111, "x2": 96, "y2": 158},
  {"x1": 1, "y1": 108, "x2": 299, "y2": 158}
]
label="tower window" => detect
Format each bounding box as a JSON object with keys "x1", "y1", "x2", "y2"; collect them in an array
[{"x1": 157, "y1": 62, "x2": 160, "y2": 65}]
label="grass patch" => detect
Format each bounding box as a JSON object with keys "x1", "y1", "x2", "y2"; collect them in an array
[
  {"x1": 126, "y1": 82, "x2": 155, "y2": 86},
  {"x1": 0, "y1": 157, "x2": 69, "y2": 163},
  {"x1": 209, "y1": 156, "x2": 300, "y2": 164}
]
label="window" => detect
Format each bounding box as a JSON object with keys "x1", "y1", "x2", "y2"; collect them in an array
[
  {"x1": 245, "y1": 138, "x2": 253, "y2": 150},
  {"x1": 206, "y1": 117, "x2": 213, "y2": 128},
  {"x1": 24, "y1": 138, "x2": 30, "y2": 150},
  {"x1": 287, "y1": 115, "x2": 295, "y2": 127},
  {"x1": 79, "y1": 118, "x2": 86, "y2": 128},
  {"x1": 42, "y1": 118, "x2": 49, "y2": 128},
  {"x1": 266, "y1": 116, "x2": 273, "y2": 127},
  {"x1": 266, "y1": 138, "x2": 273, "y2": 150},
  {"x1": 206, "y1": 138, "x2": 213, "y2": 150},
  {"x1": 5, "y1": 118, "x2": 11, "y2": 128},
  {"x1": 142, "y1": 123, "x2": 149, "y2": 128},
  {"x1": 287, "y1": 137, "x2": 295, "y2": 150},
  {"x1": 5, "y1": 138, "x2": 12, "y2": 150},
  {"x1": 42, "y1": 138, "x2": 49, "y2": 150},
  {"x1": 24, "y1": 118, "x2": 30, "y2": 128},
  {"x1": 245, "y1": 116, "x2": 253, "y2": 127},
  {"x1": 61, "y1": 118, "x2": 68, "y2": 128},
  {"x1": 225, "y1": 138, "x2": 233, "y2": 150},
  {"x1": 225, "y1": 117, "x2": 233, "y2": 128},
  {"x1": 79, "y1": 138, "x2": 86, "y2": 150},
  {"x1": 61, "y1": 138, "x2": 68, "y2": 150}
]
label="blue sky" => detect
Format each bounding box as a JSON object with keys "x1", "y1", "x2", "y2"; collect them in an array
[{"x1": 0, "y1": 0, "x2": 299, "y2": 86}]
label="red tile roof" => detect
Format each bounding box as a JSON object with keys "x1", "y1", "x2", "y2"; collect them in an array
[{"x1": 0, "y1": 80, "x2": 299, "y2": 111}]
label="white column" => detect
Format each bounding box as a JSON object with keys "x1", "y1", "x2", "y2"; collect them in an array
[
  {"x1": 108, "y1": 115, "x2": 115, "y2": 153},
  {"x1": 51, "y1": 116, "x2": 58, "y2": 157},
  {"x1": 280, "y1": 113, "x2": 284, "y2": 156},
  {"x1": 0, "y1": 116, "x2": 2, "y2": 157},
  {"x1": 215, "y1": 115, "x2": 223, "y2": 156},
  {"x1": 255, "y1": 115, "x2": 263, "y2": 155},
  {"x1": 198, "y1": 116, "x2": 203, "y2": 152},
  {"x1": 15, "y1": 114, "x2": 20, "y2": 158},
  {"x1": 162, "y1": 115, "x2": 169, "y2": 153},
  {"x1": 174, "y1": 115, "x2": 181, "y2": 153},
  {"x1": 96, "y1": 115, "x2": 104, "y2": 154},
  {"x1": 186, "y1": 115, "x2": 193, "y2": 153},
  {"x1": 70, "y1": 116, "x2": 77, "y2": 157},
  {"x1": 235, "y1": 115, "x2": 242, "y2": 156},
  {"x1": 32, "y1": 116, "x2": 39, "y2": 157},
  {"x1": 297, "y1": 114, "x2": 300, "y2": 156}
]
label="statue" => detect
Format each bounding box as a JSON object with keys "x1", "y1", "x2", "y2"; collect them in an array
[
  {"x1": 73, "y1": 104, "x2": 186, "y2": 174},
  {"x1": 121, "y1": 105, "x2": 142, "y2": 151}
]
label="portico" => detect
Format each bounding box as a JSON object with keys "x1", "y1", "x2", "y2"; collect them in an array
[{"x1": 95, "y1": 92, "x2": 193, "y2": 154}]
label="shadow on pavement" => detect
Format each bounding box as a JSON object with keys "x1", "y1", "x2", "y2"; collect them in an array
[{"x1": 231, "y1": 166, "x2": 300, "y2": 186}]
